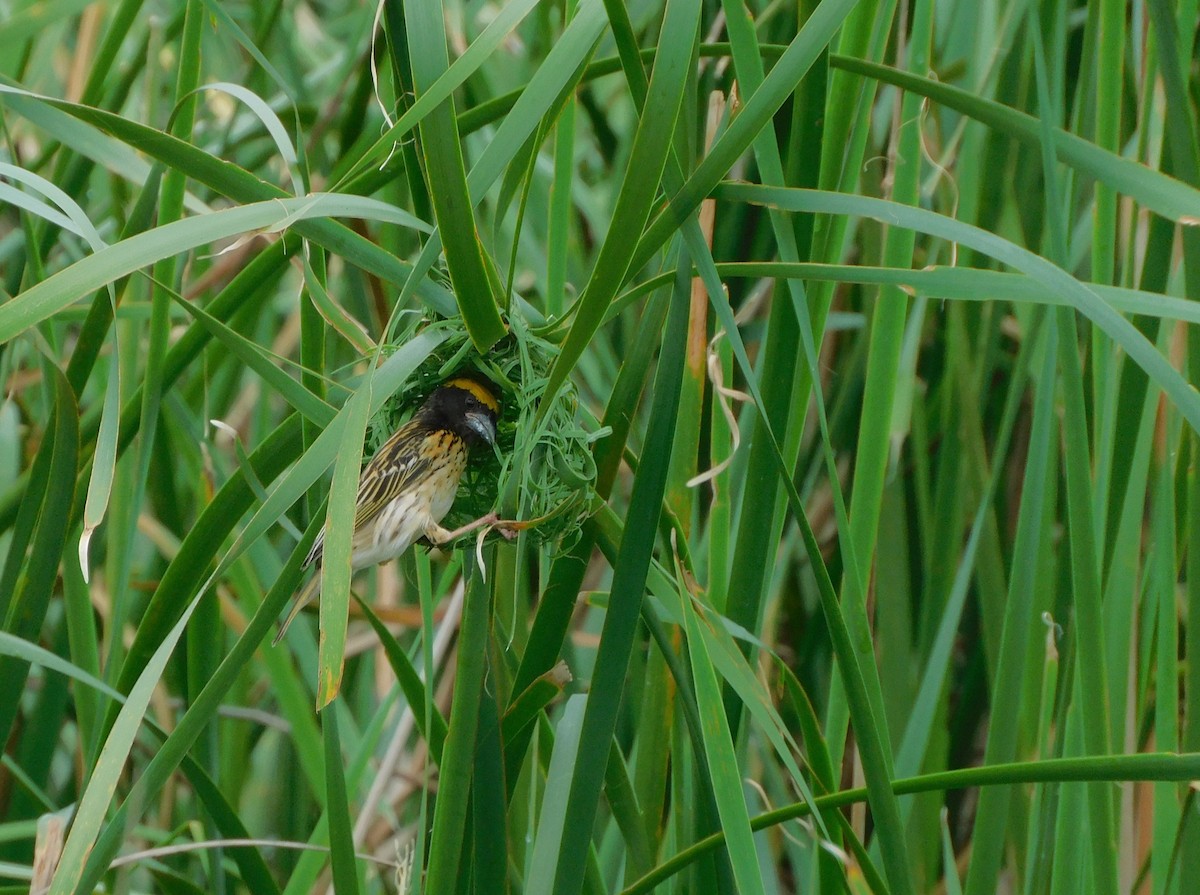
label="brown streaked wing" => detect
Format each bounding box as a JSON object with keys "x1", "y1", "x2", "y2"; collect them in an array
[{"x1": 303, "y1": 420, "x2": 436, "y2": 568}]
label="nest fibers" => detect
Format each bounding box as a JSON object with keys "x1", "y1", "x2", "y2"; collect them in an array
[{"x1": 369, "y1": 311, "x2": 606, "y2": 548}]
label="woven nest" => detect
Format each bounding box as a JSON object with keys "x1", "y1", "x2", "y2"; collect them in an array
[{"x1": 368, "y1": 310, "x2": 603, "y2": 548}]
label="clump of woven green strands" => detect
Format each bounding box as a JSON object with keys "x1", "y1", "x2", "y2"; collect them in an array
[{"x1": 367, "y1": 312, "x2": 605, "y2": 548}]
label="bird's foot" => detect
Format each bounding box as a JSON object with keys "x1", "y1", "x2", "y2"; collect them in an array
[{"x1": 427, "y1": 512, "x2": 500, "y2": 545}]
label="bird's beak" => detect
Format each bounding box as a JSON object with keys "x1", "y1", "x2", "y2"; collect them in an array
[{"x1": 466, "y1": 412, "x2": 496, "y2": 445}]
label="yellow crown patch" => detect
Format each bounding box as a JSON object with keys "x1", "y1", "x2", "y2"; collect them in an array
[{"x1": 446, "y1": 377, "x2": 500, "y2": 413}]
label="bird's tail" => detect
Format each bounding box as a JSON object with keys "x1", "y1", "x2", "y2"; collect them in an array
[{"x1": 273, "y1": 573, "x2": 321, "y2": 646}]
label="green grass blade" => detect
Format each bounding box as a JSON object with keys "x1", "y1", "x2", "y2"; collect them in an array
[
  {"x1": 681, "y1": 581, "x2": 767, "y2": 895},
  {"x1": 332, "y1": 0, "x2": 544, "y2": 189},
  {"x1": 322, "y1": 708, "x2": 360, "y2": 895},
  {"x1": 549, "y1": 255, "x2": 690, "y2": 895},
  {"x1": 716, "y1": 184, "x2": 1200, "y2": 437},
  {"x1": 624, "y1": 753, "x2": 1200, "y2": 895},
  {"x1": 963, "y1": 319, "x2": 1057, "y2": 894},
  {"x1": 167, "y1": 288, "x2": 335, "y2": 426},
  {"x1": 77, "y1": 498, "x2": 321, "y2": 894},
  {"x1": 0, "y1": 195, "x2": 430, "y2": 343},
  {"x1": 108, "y1": 417, "x2": 302, "y2": 702},
  {"x1": 633, "y1": 0, "x2": 859, "y2": 269},
  {"x1": 526, "y1": 696, "x2": 587, "y2": 895},
  {"x1": 315, "y1": 373, "x2": 371, "y2": 708},
  {"x1": 0, "y1": 367, "x2": 78, "y2": 749},
  {"x1": 826, "y1": 55, "x2": 1200, "y2": 225},
  {"x1": 355, "y1": 595, "x2": 449, "y2": 761},
  {"x1": 1151, "y1": 458, "x2": 1181, "y2": 892},
  {"x1": 541, "y1": 0, "x2": 698, "y2": 414},
  {"x1": 48, "y1": 582, "x2": 211, "y2": 893},
  {"x1": 402, "y1": 0, "x2": 505, "y2": 351},
  {"x1": 685, "y1": 227, "x2": 914, "y2": 895},
  {"x1": 425, "y1": 560, "x2": 492, "y2": 893}
]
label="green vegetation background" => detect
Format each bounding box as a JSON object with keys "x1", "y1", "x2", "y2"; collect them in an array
[{"x1": 1, "y1": 0, "x2": 1198, "y2": 893}]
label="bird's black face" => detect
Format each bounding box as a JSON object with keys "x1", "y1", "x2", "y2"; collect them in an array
[{"x1": 423, "y1": 377, "x2": 500, "y2": 446}]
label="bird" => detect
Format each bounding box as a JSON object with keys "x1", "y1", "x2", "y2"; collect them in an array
[{"x1": 273, "y1": 374, "x2": 502, "y2": 644}]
